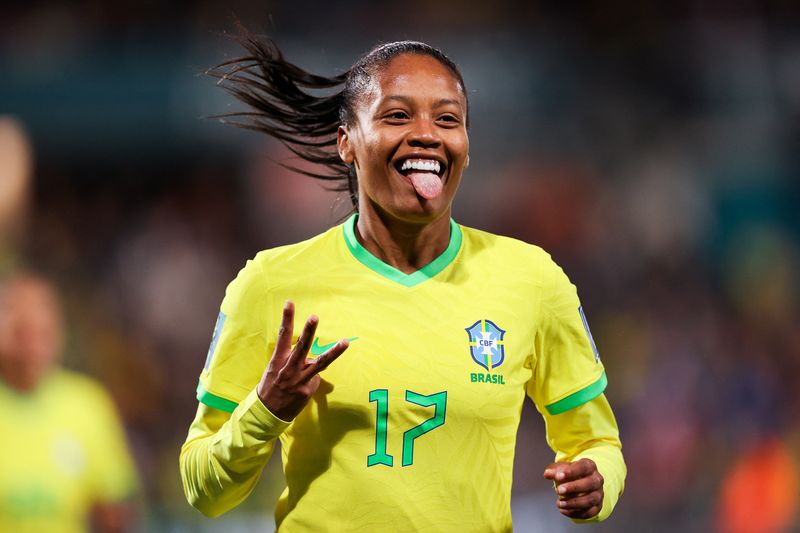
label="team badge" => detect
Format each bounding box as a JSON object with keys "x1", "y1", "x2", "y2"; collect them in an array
[
  {"x1": 578, "y1": 306, "x2": 600, "y2": 363},
  {"x1": 465, "y1": 319, "x2": 506, "y2": 371}
]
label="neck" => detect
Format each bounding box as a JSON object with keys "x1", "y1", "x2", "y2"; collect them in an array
[
  {"x1": 354, "y1": 204, "x2": 452, "y2": 275},
  {"x1": 0, "y1": 368, "x2": 39, "y2": 394}
]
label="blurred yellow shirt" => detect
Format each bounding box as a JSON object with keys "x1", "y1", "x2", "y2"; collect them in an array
[
  {"x1": 181, "y1": 214, "x2": 625, "y2": 531},
  {"x1": 0, "y1": 369, "x2": 138, "y2": 533}
]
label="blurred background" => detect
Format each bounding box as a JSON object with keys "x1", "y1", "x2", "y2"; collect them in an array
[{"x1": 1, "y1": 1, "x2": 799, "y2": 531}]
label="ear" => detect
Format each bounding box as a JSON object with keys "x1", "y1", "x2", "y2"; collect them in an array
[
  {"x1": 337, "y1": 125, "x2": 355, "y2": 165},
  {"x1": 465, "y1": 154, "x2": 470, "y2": 169}
]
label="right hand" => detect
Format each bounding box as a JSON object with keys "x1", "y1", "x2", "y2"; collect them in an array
[{"x1": 257, "y1": 300, "x2": 349, "y2": 421}]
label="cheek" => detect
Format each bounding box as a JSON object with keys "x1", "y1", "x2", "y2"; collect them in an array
[
  {"x1": 449, "y1": 136, "x2": 470, "y2": 167},
  {"x1": 363, "y1": 129, "x2": 393, "y2": 156},
  {"x1": 459, "y1": 140, "x2": 470, "y2": 162},
  {"x1": 353, "y1": 132, "x2": 381, "y2": 169}
]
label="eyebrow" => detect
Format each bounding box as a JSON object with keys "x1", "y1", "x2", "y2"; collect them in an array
[{"x1": 380, "y1": 95, "x2": 464, "y2": 109}]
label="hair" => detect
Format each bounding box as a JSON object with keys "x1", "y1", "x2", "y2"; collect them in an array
[{"x1": 207, "y1": 27, "x2": 468, "y2": 212}]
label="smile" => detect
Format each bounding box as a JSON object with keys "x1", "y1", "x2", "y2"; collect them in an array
[
  {"x1": 400, "y1": 159, "x2": 441, "y2": 175},
  {"x1": 393, "y1": 157, "x2": 446, "y2": 200},
  {"x1": 394, "y1": 157, "x2": 446, "y2": 177}
]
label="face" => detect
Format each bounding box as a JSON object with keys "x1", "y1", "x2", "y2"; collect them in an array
[
  {"x1": 338, "y1": 53, "x2": 469, "y2": 224},
  {"x1": 0, "y1": 277, "x2": 63, "y2": 392}
]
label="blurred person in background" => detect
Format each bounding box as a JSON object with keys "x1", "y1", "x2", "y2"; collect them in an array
[
  {"x1": 0, "y1": 271, "x2": 138, "y2": 533},
  {"x1": 180, "y1": 32, "x2": 625, "y2": 531},
  {"x1": 0, "y1": 117, "x2": 32, "y2": 275}
]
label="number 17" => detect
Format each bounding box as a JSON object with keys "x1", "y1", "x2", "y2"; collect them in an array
[{"x1": 367, "y1": 389, "x2": 447, "y2": 468}]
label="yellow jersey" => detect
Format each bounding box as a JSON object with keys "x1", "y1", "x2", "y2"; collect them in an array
[
  {"x1": 0, "y1": 370, "x2": 138, "y2": 533},
  {"x1": 181, "y1": 214, "x2": 624, "y2": 531}
]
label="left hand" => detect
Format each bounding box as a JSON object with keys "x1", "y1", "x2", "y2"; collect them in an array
[{"x1": 543, "y1": 458, "x2": 604, "y2": 520}]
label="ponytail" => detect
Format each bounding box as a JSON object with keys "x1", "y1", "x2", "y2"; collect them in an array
[{"x1": 208, "y1": 27, "x2": 468, "y2": 212}]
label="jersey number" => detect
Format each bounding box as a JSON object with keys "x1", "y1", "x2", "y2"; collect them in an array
[{"x1": 367, "y1": 389, "x2": 447, "y2": 467}]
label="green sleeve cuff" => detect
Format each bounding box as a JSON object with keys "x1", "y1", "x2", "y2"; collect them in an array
[
  {"x1": 196, "y1": 382, "x2": 292, "y2": 438},
  {"x1": 196, "y1": 381, "x2": 239, "y2": 413},
  {"x1": 545, "y1": 372, "x2": 607, "y2": 415}
]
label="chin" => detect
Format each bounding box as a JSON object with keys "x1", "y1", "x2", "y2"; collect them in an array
[
  {"x1": 360, "y1": 184, "x2": 455, "y2": 225},
  {"x1": 388, "y1": 200, "x2": 452, "y2": 225}
]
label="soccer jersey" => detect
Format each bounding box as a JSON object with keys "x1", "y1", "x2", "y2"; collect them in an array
[
  {"x1": 184, "y1": 214, "x2": 621, "y2": 531},
  {"x1": 0, "y1": 370, "x2": 138, "y2": 533}
]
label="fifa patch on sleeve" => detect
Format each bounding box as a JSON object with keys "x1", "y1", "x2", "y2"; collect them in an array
[
  {"x1": 578, "y1": 306, "x2": 600, "y2": 362},
  {"x1": 204, "y1": 311, "x2": 226, "y2": 370}
]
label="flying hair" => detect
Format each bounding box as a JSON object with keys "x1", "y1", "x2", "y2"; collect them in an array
[{"x1": 206, "y1": 26, "x2": 468, "y2": 212}]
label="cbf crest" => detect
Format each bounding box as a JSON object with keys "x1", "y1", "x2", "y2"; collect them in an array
[{"x1": 465, "y1": 319, "x2": 506, "y2": 371}]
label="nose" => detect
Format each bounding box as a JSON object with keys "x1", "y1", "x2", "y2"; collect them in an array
[{"x1": 406, "y1": 118, "x2": 441, "y2": 148}]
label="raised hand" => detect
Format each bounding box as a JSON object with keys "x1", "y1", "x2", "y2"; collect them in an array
[
  {"x1": 543, "y1": 458, "x2": 604, "y2": 520},
  {"x1": 256, "y1": 300, "x2": 349, "y2": 421}
]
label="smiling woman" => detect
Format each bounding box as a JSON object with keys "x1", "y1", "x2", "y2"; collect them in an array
[
  {"x1": 179, "y1": 29, "x2": 625, "y2": 532},
  {"x1": 338, "y1": 53, "x2": 469, "y2": 213}
]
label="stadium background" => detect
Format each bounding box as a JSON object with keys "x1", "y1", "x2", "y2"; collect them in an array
[{"x1": 1, "y1": 1, "x2": 798, "y2": 531}]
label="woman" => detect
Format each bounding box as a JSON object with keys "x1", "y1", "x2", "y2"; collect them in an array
[
  {"x1": 180, "y1": 33, "x2": 625, "y2": 531},
  {"x1": 0, "y1": 272, "x2": 138, "y2": 532}
]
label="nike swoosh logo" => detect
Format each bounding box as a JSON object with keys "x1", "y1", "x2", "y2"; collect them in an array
[{"x1": 310, "y1": 337, "x2": 359, "y2": 356}]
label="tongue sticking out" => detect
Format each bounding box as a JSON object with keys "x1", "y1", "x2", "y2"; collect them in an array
[{"x1": 408, "y1": 172, "x2": 443, "y2": 200}]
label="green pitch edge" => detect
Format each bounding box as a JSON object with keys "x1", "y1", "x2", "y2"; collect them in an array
[{"x1": 545, "y1": 372, "x2": 607, "y2": 415}]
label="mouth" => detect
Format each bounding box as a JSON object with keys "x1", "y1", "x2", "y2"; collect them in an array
[
  {"x1": 394, "y1": 156, "x2": 446, "y2": 177},
  {"x1": 393, "y1": 156, "x2": 447, "y2": 200}
]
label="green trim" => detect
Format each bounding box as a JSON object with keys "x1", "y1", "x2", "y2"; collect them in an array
[
  {"x1": 545, "y1": 372, "x2": 607, "y2": 415},
  {"x1": 342, "y1": 214, "x2": 462, "y2": 287},
  {"x1": 196, "y1": 381, "x2": 238, "y2": 413}
]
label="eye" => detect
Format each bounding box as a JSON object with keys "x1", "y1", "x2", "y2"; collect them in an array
[
  {"x1": 384, "y1": 110, "x2": 410, "y2": 122},
  {"x1": 436, "y1": 114, "x2": 461, "y2": 127}
]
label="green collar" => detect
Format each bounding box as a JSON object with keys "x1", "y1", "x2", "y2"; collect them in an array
[{"x1": 343, "y1": 213, "x2": 462, "y2": 287}]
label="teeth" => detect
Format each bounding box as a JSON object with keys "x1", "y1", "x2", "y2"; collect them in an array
[{"x1": 400, "y1": 159, "x2": 441, "y2": 174}]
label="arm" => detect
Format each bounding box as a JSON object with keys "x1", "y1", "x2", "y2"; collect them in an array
[
  {"x1": 541, "y1": 393, "x2": 625, "y2": 522},
  {"x1": 529, "y1": 255, "x2": 626, "y2": 521},
  {"x1": 180, "y1": 301, "x2": 349, "y2": 517},
  {"x1": 179, "y1": 255, "x2": 283, "y2": 518},
  {"x1": 179, "y1": 389, "x2": 290, "y2": 517}
]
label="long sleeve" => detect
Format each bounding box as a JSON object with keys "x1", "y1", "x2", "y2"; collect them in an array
[
  {"x1": 179, "y1": 388, "x2": 291, "y2": 517},
  {"x1": 526, "y1": 254, "x2": 626, "y2": 521},
  {"x1": 541, "y1": 393, "x2": 626, "y2": 522}
]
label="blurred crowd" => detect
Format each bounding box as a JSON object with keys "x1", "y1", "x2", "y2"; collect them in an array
[{"x1": 1, "y1": 1, "x2": 799, "y2": 532}]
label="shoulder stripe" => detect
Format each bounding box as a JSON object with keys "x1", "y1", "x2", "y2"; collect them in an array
[
  {"x1": 545, "y1": 372, "x2": 607, "y2": 415},
  {"x1": 196, "y1": 381, "x2": 238, "y2": 413}
]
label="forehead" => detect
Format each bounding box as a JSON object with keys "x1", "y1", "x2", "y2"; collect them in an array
[
  {"x1": 364, "y1": 53, "x2": 466, "y2": 107},
  {"x1": 1, "y1": 278, "x2": 58, "y2": 314}
]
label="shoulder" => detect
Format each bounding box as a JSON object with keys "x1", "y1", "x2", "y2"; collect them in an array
[
  {"x1": 47, "y1": 369, "x2": 117, "y2": 409},
  {"x1": 457, "y1": 223, "x2": 561, "y2": 281},
  {"x1": 249, "y1": 224, "x2": 342, "y2": 278},
  {"x1": 226, "y1": 224, "x2": 342, "y2": 297}
]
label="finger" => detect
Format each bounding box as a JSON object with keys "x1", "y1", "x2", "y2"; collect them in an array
[
  {"x1": 556, "y1": 458, "x2": 596, "y2": 483},
  {"x1": 557, "y1": 491, "x2": 603, "y2": 512},
  {"x1": 556, "y1": 474, "x2": 603, "y2": 497},
  {"x1": 559, "y1": 505, "x2": 602, "y2": 520},
  {"x1": 302, "y1": 338, "x2": 349, "y2": 378},
  {"x1": 288, "y1": 314, "x2": 319, "y2": 367},
  {"x1": 274, "y1": 300, "x2": 295, "y2": 360},
  {"x1": 543, "y1": 462, "x2": 569, "y2": 481}
]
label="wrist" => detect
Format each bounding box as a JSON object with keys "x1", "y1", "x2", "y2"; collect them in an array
[
  {"x1": 251, "y1": 389, "x2": 294, "y2": 427},
  {"x1": 257, "y1": 387, "x2": 296, "y2": 423}
]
